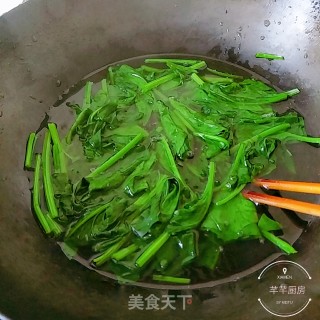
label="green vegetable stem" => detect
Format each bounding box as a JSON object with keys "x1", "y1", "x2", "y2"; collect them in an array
[
  {"x1": 255, "y1": 52, "x2": 285, "y2": 60},
  {"x1": 87, "y1": 132, "x2": 146, "y2": 178},
  {"x1": 32, "y1": 154, "x2": 52, "y2": 234},
  {"x1": 24, "y1": 132, "x2": 37, "y2": 170},
  {"x1": 42, "y1": 130, "x2": 59, "y2": 218}
]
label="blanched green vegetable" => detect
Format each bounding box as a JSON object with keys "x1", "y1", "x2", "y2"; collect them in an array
[
  {"x1": 32, "y1": 154, "x2": 52, "y2": 234},
  {"x1": 32, "y1": 154, "x2": 62, "y2": 235},
  {"x1": 42, "y1": 131, "x2": 59, "y2": 218},
  {"x1": 24, "y1": 132, "x2": 37, "y2": 170},
  {"x1": 24, "y1": 57, "x2": 320, "y2": 284},
  {"x1": 152, "y1": 274, "x2": 191, "y2": 284},
  {"x1": 255, "y1": 52, "x2": 285, "y2": 60},
  {"x1": 86, "y1": 132, "x2": 146, "y2": 178}
]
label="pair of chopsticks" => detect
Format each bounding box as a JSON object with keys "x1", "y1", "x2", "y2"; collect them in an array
[{"x1": 242, "y1": 179, "x2": 320, "y2": 217}]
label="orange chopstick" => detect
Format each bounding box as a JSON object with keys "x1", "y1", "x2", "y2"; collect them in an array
[
  {"x1": 242, "y1": 190, "x2": 320, "y2": 217},
  {"x1": 254, "y1": 178, "x2": 320, "y2": 194}
]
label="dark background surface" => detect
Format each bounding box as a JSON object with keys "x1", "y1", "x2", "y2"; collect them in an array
[{"x1": 0, "y1": 0, "x2": 320, "y2": 319}]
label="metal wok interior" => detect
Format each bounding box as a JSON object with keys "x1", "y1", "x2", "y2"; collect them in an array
[{"x1": 0, "y1": 0, "x2": 320, "y2": 319}]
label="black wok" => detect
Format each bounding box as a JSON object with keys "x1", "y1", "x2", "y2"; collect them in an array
[{"x1": 0, "y1": 0, "x2": 320, "y2": 319}]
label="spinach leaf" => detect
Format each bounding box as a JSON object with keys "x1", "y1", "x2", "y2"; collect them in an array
[
  {"x1": 167, "y1": 161, "x2": 215, "y2": 233},
  {"x1": 202, "y1": 194, "x2": 261, "y2": 242},
  {"x1": 158, "y1": 103, "x2": 190, "y2": 159},
  {"x1": 258, "y1": 214, "x2": 297, "y2": 254}
]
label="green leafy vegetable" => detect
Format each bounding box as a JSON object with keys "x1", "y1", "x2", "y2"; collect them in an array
[
  {"x1": 258, "y1": 213, "x2": 282, "y2": 231},
  {"x1": 196, "y1": 232, "x2": 220, "y2": 270},
  {"x1": 191, "y1": 73, "x2": 205, "y2": 86},
  {"x1": 141, "y1": 73, "x2": 176, "y2": 93},
  {"x1": 24, "y1": 132, "x2": 37, "y2": 170},
  {"x1": 207, "y1": 67, "x2": 243, "y2": 79},
  {"x1": 135, "y1": 231, "x2": 170, "y2": 268},
  {"x1": 258, "y1": 214, "x2": 296, "y2": 254},
  {"x1": 32, "y1": 154, "x2": 52, "y2": 234},
  {"x1": 87, "y1": 132, "x2": 146, "y2": 178},
  {"x1": 167, "y1": 161, "x2": 215, "y2": 233},
  {"x1": 25, "y1": 57, "x2": 320, "y2": 284},
  {"x1": 46, "y1": 214, "x2": 63, "y2": 236},
  {"x1": 48, "y1": 123, "x2": 67, "y2": 174},
  {"x1": 145, "y1": 58, "x2": 203, "y2": 65},
  {"x1": 156, "y1": 137, "x2": 184, "y2": 180},
  {"x1": 202, "y1": 193, "x2": 261, "y2": 242},
  {"x1": 65, "y1": 202, "x2": 112, "y2": 239},
  {"x1": 42, "y1": 130, "x2": 59, "y2": 218},
  {"x1": 261, "y1": 230, "x2": 297, "y2": 254},
  {"x1": 255, "y1": 52, "x2": 285, "y2": 60},
  {"x1": 112, "y1": 244, "x2": 140, "y2": 262},
  {"x1": 158, "y1": 103, "x2": 191, "y2": 160},
  {"x1": 152, "y1": 274, "x2": 191, "y2": 284},
  {"x1": 93, "y1": 236, "x2": 129, "y2": 267}
]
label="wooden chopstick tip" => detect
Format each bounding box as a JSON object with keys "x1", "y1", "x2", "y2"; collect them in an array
[
  {"x1": 242, "y1": 190, "x2": 265, "y2": 201},
  {"x1": 253, "y1": 178, "x2": 320, "y2": 194},
  {"x1": 253, "y1": 178, "x2": 271, "y2": 189}
]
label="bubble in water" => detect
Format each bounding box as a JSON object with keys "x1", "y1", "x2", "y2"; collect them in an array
[
  {"x1": 260, "y1": 35, "x2": 265, "y2": 40},
  {"x1": 226, "y1": 28, "x2": 229, "y2": 33},
  {"x1": 238, "y1": 26, "x2": 243, "y2": 31},
  {"x1": 219, "y1": 22, "x2": 224, "y2": 26},
  {"x1": 304, "y1": 53, "x2": 309, "y2": 58},
  {"x1": 264, "y1": 19, "x2": 271, "y2": 27},
  {"x1": 32, "y1": 35, "x2": 38, "y2": 42},
  {"x1": 237, "y1": 32, "x2": 242, "y2": 38},
  {"x1": 278, "y1": 21, "x2": 282, "y2": 25},
  {"x1": 56, "y1": 80, "x2": 62, "y2": 87}
]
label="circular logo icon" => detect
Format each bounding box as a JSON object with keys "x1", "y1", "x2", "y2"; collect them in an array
[{"x1": 257, "y1": 260, "x2": 312, "y2": 317}]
